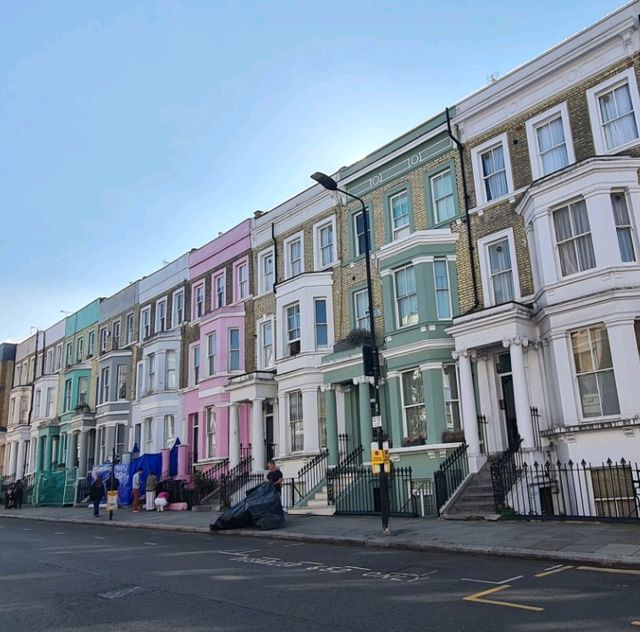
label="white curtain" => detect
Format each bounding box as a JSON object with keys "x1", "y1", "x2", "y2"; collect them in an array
[
  {"x1": 600, "y1": 85, "x2": 638, "y2": 150},
  {"x1": 537, "y1": 117, "x2": 569, "y2": 175},
  {"x1": 611, "y1": 192, "x2": 636, "y2": 262},
  {"x1": 482, "y1": 146, "x2": 508, "y2": 201},
  {"x1": 488, "y1": 240, "x2": 514, "y2": 303}
]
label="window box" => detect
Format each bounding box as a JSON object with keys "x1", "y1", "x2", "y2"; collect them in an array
[{"x1": 402, "y1": 435, "x2": 426, "y2": 448}]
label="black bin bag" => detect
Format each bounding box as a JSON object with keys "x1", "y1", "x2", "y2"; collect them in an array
[{"x1": 211, "y1": 482, "x2": 284, "y2": 531}]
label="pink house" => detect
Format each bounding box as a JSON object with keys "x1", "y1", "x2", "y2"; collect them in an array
[{"x1": 184, "y1": 219, "x2": 253, "y2": 470}]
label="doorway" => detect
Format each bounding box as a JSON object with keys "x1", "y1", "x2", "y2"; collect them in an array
[
  {"x1": 500, "y1": 374, "x2": 520, "y2": 451},
  {"x1": 265, "y1": 401, "x2": 274, "y2": 462},
  {"x1": 191, "y1": 413, "x2": 199, "y2": 464}
]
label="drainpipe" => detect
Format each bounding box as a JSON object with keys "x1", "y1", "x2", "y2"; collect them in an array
[
  {"x1": 446, "y1": 106, "x2": 480, "y2": 312},
  {"x1": 28, "y1": 330, "x2": 40, "y2": 425},
  {"x1": 271, "y1": 222, "x2": 278, "y2": 294}
]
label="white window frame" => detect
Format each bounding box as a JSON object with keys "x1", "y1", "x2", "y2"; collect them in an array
[
  {"x1": 393, "y1": 265, "x2": 419, "y2": 328},
  {"x1": 288, "y1": 390, "x2": 304, "y2": 453},
  {"x1": 155, "y1": 297, "x2": 167, "y2": 333},
  {"x1": 192, "y1": 344, "x2": 200, "y2": 386},
  {"x1": 353, "y1": 288, "x2": 370, "y2": 331},
  {"x1": 112, "y1": 319, "x2": 121, "y2": 349},
  {"x1": 207, "y1": 332, "x2": 217, "y2": 376},
  {"x1": 352, "y1": 208, "x2": 370, "y2": 258},
  {"x1": 164, "y1": 414, "x2": 176, "y2": 448},
  {"x1": 100, "y1": 367, "x2": 110, "y2": 404},
  {"x1": 285, "y1": 302, "x2": 301, "y2": 356},
  {"x1": 525, "y1": 101, "x2": 575, "y2": 179},
  {"x1": 213, "y1": 271, "x2": 226, "y2": 309},
  {"x1": 611, "y1": 190, "x2": 637, "y2": 263},
  {"x1": 284, "y1": 232, "x2": 304, "y2": 278},
  {"x1": 45, "y1": 387, "x2": 55, "y2": 418},
  {"x1": 234, "y1": 260, "x2": 249, "y2": 302},
  {"x1": 206, "y1": 408, "x2": 216, "y2": 458},
  {"x1": 314, "y1": 298, "x2": 329, "y2": 349},
  {"x1": 442, "y1": 365, "x2": 461, "y2": 431},
  {"x1": 165, "y1": 350, "x2": 177, "y2": 390},
  {"x1": 55, "y1": 343, "x2": 63, "y2": 372},
  {"x1": 471, "y1": 133, "x2": 515, "y2": 207},
  {"x1": 99, "y1": 327, "x2": 108, "y2": 353},
  {"x1": 390, "y1": 189, "x2": 411, "y2": 240},
  {"x1": 258, "y1": 247, "x2": 275, "y2": 295},
  {"x1": 172, "y1": 288, "x2": 185, "y2": 327},
  {"x1": 146, "y1": 353, "x2": 155, "y2": 394},
  {"x1": 313, "y1": 216, "x2": 337, "y2": 270},
  {"x1": 400, "y1": 368, "x2": 427, "y2": 443},
  {"x1": 116, "y1": 364, "x2": 128, "y2": 400},
  {"x1": 125, "y1": 313, "x2": 134, "y2": 345},
  {"x1": 45, "y1": 348, "x2": 54, "y2": 374},
  {"x1": 258, "y1": 317, "x2": 274, "y2": 369},
  {"x1": 228, "y1": 328, "x2": 241, "y2": 372},
  {"x1": 587, "y1": 68, "x2": 640, "y2": 155},
  {"x1": 430, "y1": 168, "x2": 456, "y2": 224},
  {"x1": 194, "y1": 283, "x2": 205, "y2": 319},
  {"x1": 140, "y1": 306, "x2": 151, "y2": 340},
  {"x1": 433, "y1": 258, "x2": 453, "y2": 320},
  {"x1": 76, "y1": 336, "x2": 84, "y2": 363},
  {"x1": 552, "y1": 198, "x2": 596, "y2": 278},
  {"x1": 477, "y1": 228, "x2": 521, "y2": 307},
  {"x1": 144, "y1": 417, "x2": 154, "y2": 447},
  {"x1": 77, "y1": 376, "x2": 88, "y2": 408}
]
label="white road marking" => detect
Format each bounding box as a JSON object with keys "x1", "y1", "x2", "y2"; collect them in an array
[
  {"x1": 93, "y1": 536, "x2": 106, "y2": 540},
  {"x1": 23, "y1": 528, "x2": 32, "y2": 531},
  {"x1": 144, "y1": 542, "x2": 158, "y2": 546},
  {"x1": 54, "y1": 532, "x2": 64, "y2": 535}
]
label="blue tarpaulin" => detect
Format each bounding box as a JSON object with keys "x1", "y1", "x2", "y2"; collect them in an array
[
  {"x1": 169, "y1": 438, "x2": 180, "y2": 477},
  {"x1": 91, "y1": 452, "x2": 162, "y2": 505}
]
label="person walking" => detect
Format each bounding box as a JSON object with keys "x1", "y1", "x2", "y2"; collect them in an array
[
  {"x1": 89, "y1": 476, "x2": 105, "y2": 518},
  {"x1": 131, "y1": 467, "x2": 143, "y2": 512},
  {"x1": 145, "y1": 471, "x2": 158, "y2": 511},
  {"x1": 13, "y1": 479, "x2": 23, "y2": 509}
]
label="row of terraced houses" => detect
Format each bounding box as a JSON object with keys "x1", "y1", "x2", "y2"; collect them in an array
[{"x1": 2, "y1": 4, "x2": 640, "y2": 520}]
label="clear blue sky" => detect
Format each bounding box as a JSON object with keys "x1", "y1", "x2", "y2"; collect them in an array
[{"x1": 0, "y1": 0, "x2": 624, "y2": 342}]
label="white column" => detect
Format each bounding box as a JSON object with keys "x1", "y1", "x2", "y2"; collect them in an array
[
  {"x1": 251, "y1": 399, "x2": 266, "y2": 471},
  {"x1": 505, "y1": 337, "x2": 535, "y2": 449},
  {"x1": 585, "y1": 191, "x2": 620, "y2": 269},
  {"x1": 15, "y1": 440, "x2": 26, "y2": 478},
  {"x1": 455, "y1": 350, "x2": 480, "y2": 464},
  {"x1": 228, "y1": 403, "x2": 240, "y2": 468},
  {"x1": 65, "y1": 433, "x2": 77, "y2": 468},
  {"x1": 302, "y1": 388, "x2": 320, "y2": 454},
  {"x1": 606, "y1": 319, "x2": 640, "y2": 417},
  {"x1": 77, "y1": 430, "x2": 89, "y2": 477},
  {"x1": 275, "y1": 396, "x2": 287, "y2": 459},
  {"x1": 548, "y1": 333, "x2": 578, "y2": 424},
  {"x1": 8, "y1": 441, "x2": 18, "y2": 476}
]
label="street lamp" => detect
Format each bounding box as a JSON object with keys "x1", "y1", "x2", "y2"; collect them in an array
[{"x1": 311, "y1": 171, "x2": 390, "y2": 535}]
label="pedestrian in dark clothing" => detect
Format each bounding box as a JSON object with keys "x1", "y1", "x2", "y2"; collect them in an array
[
  {"x1": 266, "y1": 460, "x2": 283, "y2": 493},
  {"x1": 89, "y1": 477, "x2": 105, "y2": 517},
  {"x1": 13, "y1": 480, "x2": 23, "y2": 509}
]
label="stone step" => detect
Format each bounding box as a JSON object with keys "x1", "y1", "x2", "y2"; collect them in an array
[
  {"x1": 287, "y1": 505, "x2": 336, "y2": 516},
  {"x1": 443, "y1": 512, "x2": 500, "y2": 521},
  {"x1": 313, "y1": 492, "x2": 328, "y2": 501},
  {"x1": 307, "y1": 498, "x2": 330, "y2": 508}
]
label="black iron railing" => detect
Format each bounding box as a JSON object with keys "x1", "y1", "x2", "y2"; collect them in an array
[
  {"x1": 296, "y1": 449, "x2": 328, "y2": 500},
  {"x1": 240, "y1": 444, "x2": 252, "y2": 462},
  {"x1": 490, "y1": 438, "x2": 524, "y2": 512},
  {"x1": 338, "y1": 433, "x2": 350, "y2": 461},
  {"x1": 496, "y1": 457, "x2": 640, "y2": 522},
  {"x1": 530, "y1": 407, "x2": 542, "y2": 449},
  {"x1": 477, "y1": 415, "x2": 488, "y2": 455},
  {"x1": 327, "y1": 445, "x2": 363, "y2": 504},
  {"x1": 218, "y1": 456, "x2": 254, "y2": 508},
  {"x1": 434, "y1": 442, "x2": 469, "y2": 515},
  {"x1": 193, "y1": 459, "x2": 229, "y2": 504},
  {"x1": 329, "y1": 463, "x2": 417, "y2": 517}
]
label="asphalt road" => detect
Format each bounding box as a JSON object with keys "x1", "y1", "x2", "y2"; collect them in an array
[{"x1": 1, "y1": 518, "x2": 639, "y2": 631}]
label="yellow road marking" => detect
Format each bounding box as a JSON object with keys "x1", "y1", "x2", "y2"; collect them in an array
[
  {"x1": 463, "y1": 585, "x2": 544, "y2": 612},
  {"x1": 577, "y1": 566, "x2": 640, "y2": 576},
  {"x1": 535, "y1": 565, "x2": 574, "y2": 578}
]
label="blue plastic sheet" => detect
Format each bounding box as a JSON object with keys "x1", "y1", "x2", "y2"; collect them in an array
[
  {"x1": 169, "y1": 438, "x2": 181, "y2": 477},
  {"x1": 91, "y1": 453, "x2": 162, "y2": 505}
]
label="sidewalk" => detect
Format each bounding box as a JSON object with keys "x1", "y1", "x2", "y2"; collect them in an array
[{"x1": 2, "y1": 505, "x2": 639, "y2": 569}]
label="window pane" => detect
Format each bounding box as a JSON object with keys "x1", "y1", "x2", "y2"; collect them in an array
[
  {"x1": 402, "y1": 369, "x2": 424, "y2": 405},
  {"x1": 597, "y1": 371, "x2": 621, "y2": 416}
]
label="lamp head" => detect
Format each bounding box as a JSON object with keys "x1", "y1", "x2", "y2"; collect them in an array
[{"x1": 310, "y1": 171, "x2": 338, "y2": 191}]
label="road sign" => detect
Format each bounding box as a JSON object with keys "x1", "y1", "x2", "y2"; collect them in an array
[
  {"x1": 372, "y1": 415, "x2": 382, "y2": 428},
  {"x1": 106, "y1": 491, "x2": 118, "y2": 512}
]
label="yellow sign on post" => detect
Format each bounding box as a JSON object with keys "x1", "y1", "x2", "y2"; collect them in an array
[
  {"x1": 106, "y1": 491, "x2": 118, "y2": 512},
  {"x1": 371, "y1": 447, "x2": 391, "y2": 474}
]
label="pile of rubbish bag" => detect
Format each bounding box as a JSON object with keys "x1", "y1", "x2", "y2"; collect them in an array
[{"x1": 210, "y1": 482, "x2": 285, "y2": 531}]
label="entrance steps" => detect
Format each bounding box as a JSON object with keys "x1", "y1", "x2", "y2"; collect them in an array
[
  {"x1": 288, "y1": 485, "x2": 336, "y2": 516},
  {"x1": 442, "y1": 460, "x2": 499, "y2": 520}
]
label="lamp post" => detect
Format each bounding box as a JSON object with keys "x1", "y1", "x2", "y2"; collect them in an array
[{"x1": 311, "y1": 171, "x2": 390, "y2": 535}]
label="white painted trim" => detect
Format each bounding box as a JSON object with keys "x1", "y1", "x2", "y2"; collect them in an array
[
  {"x1": 256, "y1": 314, "x2": 275, "y2": 371},
  {"x1": 586, "y1": 67, "x2": 640, "y2": 155},
  {"x1": 283, "y1": 231, "x2": 305, "y2": 279},
  {"x1": 257, "y1": 246, "x2": 275, "y2": 296},
  {"x1": 477, "y1": 228, "x2": 522, "y2": 307},
  {"x1": 233, "y1": 256, "x2": 250, "y2": 304},
  {"x1": 212, "y1": 269, "x2": 226, "y2": 310},
  {"x1": 171, "y1": 288, "x2": 185, "y2": 328},
  {"x1": 154, "y1": 296, "x2": 168, "y2": 334},
  {"x1": 433, "y1": 257, "x2": 453, "y2": 320},
  {"x1": 470, "y1": 132, "x2": 515, "y2": 206},
  {"x1": 312, "y1": 215, "x2": 337, "y2": 271},
  {"x1": 377, "y1": 229, "x2": 458, "y2": 262},
  {"x1": 525, "y1": 101, "x2": 576, "y2": 180}
]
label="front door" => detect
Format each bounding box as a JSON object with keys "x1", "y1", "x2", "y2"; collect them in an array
[
  {"x1": 500, "y1": 374, "x2": 520, "y2": 451},
  {"x1": 264, "y1": 401, "x2": 274, "y2": 462},
  {"x1": 191, "y1": 413, "x2": 199, "y2": 464}
]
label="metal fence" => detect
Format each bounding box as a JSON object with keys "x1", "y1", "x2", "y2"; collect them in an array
[
  {"x1": 296, "y1": 449, "x2": 328, "y2": 501},
  {"x1": 434, "y1": 443, "x2": 469, "y2": 515},
  {"x1": 328, "y1": 465, "x2": 417, "y2": 517},
  {"x1": 494, "y1": 457, "x2": 640, "y2": 522}
]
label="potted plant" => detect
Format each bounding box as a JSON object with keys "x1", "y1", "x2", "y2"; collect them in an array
[
  {"x1": 442, "y1": 430, "x2": 465, "y2": 443},
  {"x1": 402, "y1": 434, "x2": 426, "y2": 447}
]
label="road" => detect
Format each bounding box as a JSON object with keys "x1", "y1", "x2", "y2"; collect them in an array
[{"x1": 1, "y1": 518, "x2": 639, "y2": 631}]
